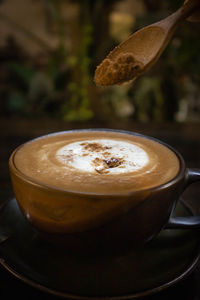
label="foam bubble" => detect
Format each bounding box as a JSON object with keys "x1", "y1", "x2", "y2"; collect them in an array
[{"x1": 56, "y1": 139, "x2": 149, "y2": 174}]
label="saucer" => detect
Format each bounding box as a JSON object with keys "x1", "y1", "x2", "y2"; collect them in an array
[{"x1": 0, "y1": 198, "x2": 199, "y2": 299}]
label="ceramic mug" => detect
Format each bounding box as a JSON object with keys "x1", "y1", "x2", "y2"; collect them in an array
[{"x1": 9, "y1": 129, "x2": 200, "y2": 256}]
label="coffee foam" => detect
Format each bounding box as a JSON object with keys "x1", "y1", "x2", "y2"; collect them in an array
[
  {"x1": 56, "y1": 139, "x2": 149, "y2": 174},
  {"x1": 13, "y1": 131, "x2": 180, "y2": 194}
]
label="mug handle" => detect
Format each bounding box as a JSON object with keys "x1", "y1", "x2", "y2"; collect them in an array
[{"x1": 166, "y1": 168, "x2": 200, "y2": 229}]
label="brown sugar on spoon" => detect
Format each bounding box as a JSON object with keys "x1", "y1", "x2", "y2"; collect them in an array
[{"x1": 94, "y1": 53, "x2": 143, "y2": 86}]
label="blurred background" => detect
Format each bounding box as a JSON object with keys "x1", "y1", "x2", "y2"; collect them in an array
[{"x1": 0, "y1": 0, "x2": 199, "y2": 123}]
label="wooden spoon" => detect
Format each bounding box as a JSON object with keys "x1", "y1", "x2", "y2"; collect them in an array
[{"x1": 94, "y1": 0, "x2": 200, "y2": 86}]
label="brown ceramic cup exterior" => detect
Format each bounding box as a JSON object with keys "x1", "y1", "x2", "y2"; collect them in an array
[{"x1": 9, "y1": 129, "x2": 200, "y2": 256}]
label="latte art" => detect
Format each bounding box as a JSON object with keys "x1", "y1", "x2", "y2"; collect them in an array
[
  {"x1": 56, "y1": 139, "x2": 149, "y2": 174},
  {"x1": 14, "y1": 131, "x2": 180, "y2": 194}
]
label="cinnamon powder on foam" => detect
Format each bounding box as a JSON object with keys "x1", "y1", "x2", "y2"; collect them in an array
[{"x1": 94, "y1": 52, "x2": 143, "y2": 86}]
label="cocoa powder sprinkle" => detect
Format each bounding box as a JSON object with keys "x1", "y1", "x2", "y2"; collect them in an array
[{"x1": 104, "y1": 157, "x2": 122, "y2": 168}]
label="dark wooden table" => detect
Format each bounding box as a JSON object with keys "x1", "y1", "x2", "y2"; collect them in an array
[{"x1": 0, "y1": 118, "x2": 200, "y2": 300}]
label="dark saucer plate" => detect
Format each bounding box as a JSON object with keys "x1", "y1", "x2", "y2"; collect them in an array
[{"x1": 0, "y1": 198, "x2": 199, "y2": 299}]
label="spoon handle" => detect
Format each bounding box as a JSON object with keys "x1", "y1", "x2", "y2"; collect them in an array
[
  {"x1": 184, "y1": 0, "x2": 200, "y2": 22},
  {"x1": 182, "y1": 0, "x2": 200, "y2": 16},
  {"x1": 156, "y1": 0, "x2": 200, "y2": 31}
]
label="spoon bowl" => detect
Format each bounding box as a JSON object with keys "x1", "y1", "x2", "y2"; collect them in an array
[{"x1": 94, "y1": 0, "x2": 200, "y2": 86}]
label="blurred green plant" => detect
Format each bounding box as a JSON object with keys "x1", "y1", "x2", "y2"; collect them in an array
[
  {"x1": 0, "y1": 0, "x2": 95, "y2": 121},
  {"x1": 62, "y1": 7, "x2": 94, "y2": 121}
]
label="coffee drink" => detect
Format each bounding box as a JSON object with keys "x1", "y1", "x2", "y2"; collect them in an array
[
  {"x1": 10, "y1": 129, "x2": 200, "y2": 255},
  {"x1": 13, "y1": 130, "x2": 180, "y2": 194}
]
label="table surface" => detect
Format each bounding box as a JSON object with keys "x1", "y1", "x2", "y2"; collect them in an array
[{"x1": 0, "y1": 118, "x2": 200, "y2": 300}]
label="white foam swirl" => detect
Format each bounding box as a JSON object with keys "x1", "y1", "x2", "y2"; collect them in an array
[{"x1": 56, "y1": 139, "x2": 149, "y2": 174}]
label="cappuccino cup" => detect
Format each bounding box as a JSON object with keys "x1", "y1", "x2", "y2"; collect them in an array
[{"x1": 9, "y1": 129, "x2": 200, "y2": 255}]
